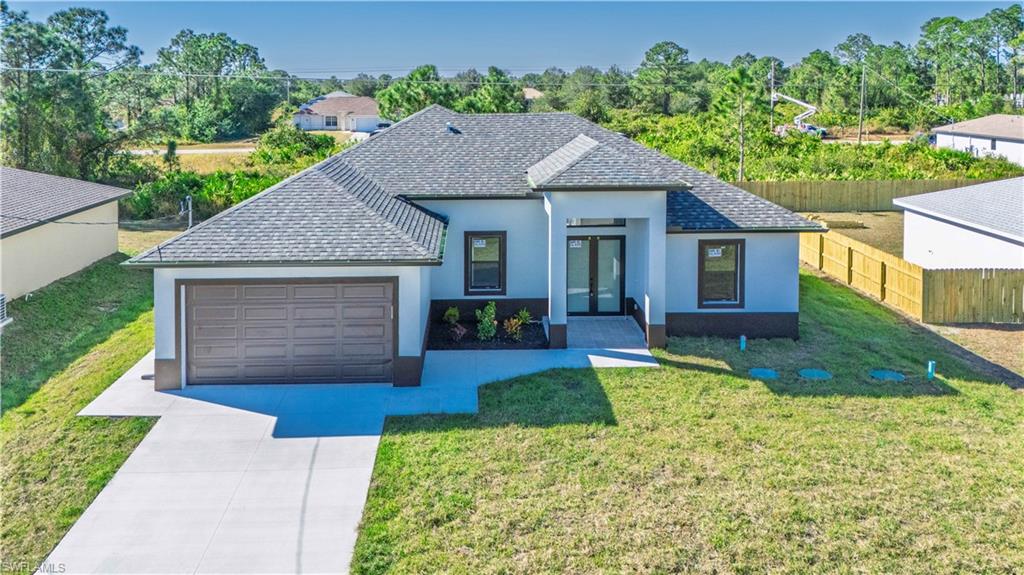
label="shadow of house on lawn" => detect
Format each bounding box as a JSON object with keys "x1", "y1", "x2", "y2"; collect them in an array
[{"x1": 385, "y1": 368, "x2": 618, "y2": 435}]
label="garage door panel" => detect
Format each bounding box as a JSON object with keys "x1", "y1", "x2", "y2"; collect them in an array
[
  {"x1": 342, "y1": 305, "x2": 387, "y2": 320},
  {"x1": 342, "y1": 324, "x2": 386, "y2": 338},
  {"x1": 293, "y1": 285, "x2": 339, "y2": 299},
  {"x1": 243, "y1": 285, "x2": 288, "y2": 300},
  {"x1": 194, "y1": 306, "x2": 238, "y2": 320},
  {"x1": 187, "y1": 280, "x2": 394, "y2": 384},
  {"x1": 341, "y1": 284, "x2": 390, "y2": 299},
  {"x1": 193, "y1": 285, "x2": 239, "y2": 300},
  {"x1": 194, "y1": 326, "x2": 238, "y2": 339},
  {"x1": 244, "y1": 307, "x2": 288, "y2": 321},
  {"x1": 294, "y1": 306, "x2": 337, "y2": 320},
  {"x1": 243, "y1": 325, "x2": 289, "y2": 339},
  {"x1": 294, "y1": 325, "x2": 337, "y2": 339},
  {"x1": 244, "y1": 343, "x2": 289, "y2": 359}
]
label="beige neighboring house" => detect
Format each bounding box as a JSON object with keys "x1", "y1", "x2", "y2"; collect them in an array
[
  {"x1": 1, "y1": 167, "x2": 132, "y2": 301},
  {"x1": 932, "y1": 114, "x2": 1024, "y2": 165},
  {"x1": 292, "y1": 90, "x2": 385, "y2": 132}
]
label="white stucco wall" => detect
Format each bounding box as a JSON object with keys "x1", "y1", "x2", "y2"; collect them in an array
[
  {"x1": 665, "y1": 232, "x2": 800, "y2": 313},
  {"x1": 0, "y1": 202, "x2": 120, "y2": 300},
  {"x1": 417, "y1": 199, "x2": 550, "y2": 300},
  {"x1": 545, "y1": 190, "x2": 666, "y2": 326},
  {"x1": 152, "y1": 265, "x2": 431, "y2": 380},
  {"x1": 902, "y1": 211, "x2": 1024, "y2": 269},
  {"x1": 935, "y1": 133, "x2": 1024, "y2": 166}
]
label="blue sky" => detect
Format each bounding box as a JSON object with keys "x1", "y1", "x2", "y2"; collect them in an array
[{"x1": 11, "y1": 2, "x2": 1015, "y2": 76}]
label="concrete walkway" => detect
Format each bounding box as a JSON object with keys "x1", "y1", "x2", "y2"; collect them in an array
[{"x1": 46, "y1": 347, "x2": 657, "y2": 574}]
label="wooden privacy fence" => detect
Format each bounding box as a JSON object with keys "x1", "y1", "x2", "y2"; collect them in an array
[
  {"x1": 800, "y1": 232, "x2": 1024, "y2": 324},
  {"x1": 737, "y1": 179, "x2": 993, "y2": 212}
]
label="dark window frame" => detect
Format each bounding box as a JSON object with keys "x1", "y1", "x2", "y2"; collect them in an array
[
  {"x1": 325, "y1": 115, "x2": 339, "y2": 127},
  {"x1": 464, "y1": 231, "x2": 507, "y2": 296},
  {"x1": 697, "y1": 239, "x2": 745, "y2": 309}
]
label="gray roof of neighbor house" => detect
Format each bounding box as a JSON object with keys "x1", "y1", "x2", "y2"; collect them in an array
[
  {"x1": 931, "y1": 114, "x2": 1024, "y2": 142},
  {"x1": 894, "y1": 177, "x2": 1024, "y2": 242},
  {"x1": 0, "y1": 167, "x2": 132, "y2": 238},
  {"x1": 129, "y1": 105, "x2": 820, "y2": 266},
  {"x1": 295, "y1": 95, "x2": 379, "y2": 118}
]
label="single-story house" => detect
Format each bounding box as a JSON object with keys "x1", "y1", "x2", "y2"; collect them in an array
[
  {"x1": 894, "y1": 177, "x2": 1024, "y2": 269},
  {"x1": 128, "y1": 105, "x2": 824, "y2": 389},
  {"x1": 1, "y1": 167, "x2": 131, "y2": 300},
  {"x1": 292, "y1": 91, "x2": 384, "y2": 132},
  {"x1": 931, "y1": 114, "x2": 1024, "y2": 165}
]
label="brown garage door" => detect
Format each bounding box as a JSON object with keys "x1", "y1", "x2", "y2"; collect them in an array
[{"x1": 185, "y1": 280, "x2": 394, "y2": 384}]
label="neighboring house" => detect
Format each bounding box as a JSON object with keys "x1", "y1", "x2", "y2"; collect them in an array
[
  {"x1": 931, "y1": 114, "x2": 1024, "y2": 165},
  {"x1": 128, "y1": 105, "x2": 824, "y2": 389},
  {"x1": 1, "y1": 167, "x2": 132, "y2": 300},
  {"x1": 523, "y1": 87, "x2": 544, "y2": 101},
  {"x1": 292, "y1": 90, "x2": 384, "y2": 132},
  {"x1": 894, "y1": 178, "x2": 1024, "y2": 269}
]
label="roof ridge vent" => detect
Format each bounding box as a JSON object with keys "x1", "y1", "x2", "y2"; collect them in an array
[{"x1": 445, "y1": 122, "x2": 461, "y2": 135}]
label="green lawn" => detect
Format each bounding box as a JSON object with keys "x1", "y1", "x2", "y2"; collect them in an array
[
  {"x1": 1, "y1": 240, "x2": 163, "y2": 570},
  {"x1": 353, "y1": 272, "x2": 1024, "y2": 574}
]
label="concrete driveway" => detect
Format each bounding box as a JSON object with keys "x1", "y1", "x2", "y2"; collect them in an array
[{"x1": 45, "y1": 348, "x2": 657, "y2": 574}]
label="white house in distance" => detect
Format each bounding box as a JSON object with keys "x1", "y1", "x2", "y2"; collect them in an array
[
  {"x1": 0, "y1": 167, "x2": 132, "y2": 300},
  {"x1": 894, "y1": 177, "x2": 1024, "y2": 269},
  {"x1": 931, "y1": 114, "x2": 1024, "y2": 165},
  {"x1": 292, "y1": 90, "x2": 384, "y2": 132}
]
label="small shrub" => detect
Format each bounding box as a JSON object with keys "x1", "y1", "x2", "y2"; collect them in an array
[
  {"x1": 442, "y1": 306, "x2": 460, "y2": 325},
  {"x1": 503, "y1": 317, "x2": 523, "y2": 342},
  {"x1": 515, "y1": 307, "x2": 532, "y2": 325},
  {"x1": 475, "y1": 301, "x2": 497, "y2": 341},
  {"x1": 449, "y1": 322, "x2": 467, "y2": 342}
]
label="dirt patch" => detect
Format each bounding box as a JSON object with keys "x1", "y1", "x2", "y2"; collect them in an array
[
  {"x1": 801, "y1": 211, "x2": 904, "y2": 256},
  {"x1": 929, "y1": 323, "x2": 1024, "y2": 379},
  {"x1": 427, "y1": 321, "x2": 548, "y2": 350}
]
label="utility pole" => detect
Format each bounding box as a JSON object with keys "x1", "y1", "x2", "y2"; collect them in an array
[
  {"x1": 769, "y1": 61, "x2": 775, "y2": 133},
  {"x1": 857, "y1": 62, "x2": 867, "y2": 145},
  {"x1": 286, "y1": 78, "x2": 291, "y2": 104}
]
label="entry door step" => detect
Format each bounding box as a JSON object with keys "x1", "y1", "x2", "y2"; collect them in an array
[{"x1": 567, "y1": 316, "x2": 647, "y2": 349}]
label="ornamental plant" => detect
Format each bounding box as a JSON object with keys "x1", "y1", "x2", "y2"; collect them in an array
[{"x1": 475, "y1": 301, "x2": 497, "y2": 341}]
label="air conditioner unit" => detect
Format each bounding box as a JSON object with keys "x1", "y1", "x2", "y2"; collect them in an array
[{"x1": 0, "y1": 293, "x2": 11, "y2": 329}]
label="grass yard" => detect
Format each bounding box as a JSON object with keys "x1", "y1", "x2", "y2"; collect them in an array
[
  {"x1": 118, "y1": 227, "x2": 183, "y2": 257},
  {"x1": 932, "y1": 323, "x2": 1024, "y2": 377},
  {"x1": 308, "y1": 129, "x2": 354, "y2": 144},
  {"x1": 137, "y1": 151, "x2": 253, "y2": 174},
  {"x1": 800, "y1": 211, "x2": 904, "y2": 256},
  {"x1": 353, "y1": 272, "x2": 1024, "y2": 574},
  {"x1": 0, "y1": 233, "x2": 167, "y2": 570}
]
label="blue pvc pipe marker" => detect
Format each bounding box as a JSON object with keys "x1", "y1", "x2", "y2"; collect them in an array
[
  {"x1": 739, "y1": 335, "x2": 747, "y2": 351},
  {"x1": 927, "y1": 360, "x2": 936, "y2": 380}
]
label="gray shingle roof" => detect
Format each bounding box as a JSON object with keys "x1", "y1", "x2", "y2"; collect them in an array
[
  {"x1": 894, "y1": 177, "x2": 1024, "y2": 241},
  {"x1": 129, "y1": 158, "x2": 447, "y2": 265},
  {"x1": 130, "y1": 104, "x2": 820, "y2": 266},
  {"x1": 1, "y1": 167, "x2": 132, "y2": 237},
  {"x1": 931, "y1": 114, "x2": 1024, "y2": 142}
]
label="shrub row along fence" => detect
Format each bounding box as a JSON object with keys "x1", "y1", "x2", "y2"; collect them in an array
[
  {"x1": 736, "y1": 179, "x2": 993, "y2": 212},
  {"x1": 800, "y1": 232, "x2": 1024, "y2": 324}
]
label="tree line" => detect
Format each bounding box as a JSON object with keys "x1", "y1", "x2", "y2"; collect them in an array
[{"x1": 1, "y1": 1, "x2": 1021, "y2": 186}]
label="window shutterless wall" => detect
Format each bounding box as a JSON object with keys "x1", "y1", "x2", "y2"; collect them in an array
[
  {"x1": 417, "y1": 199, "x2": 550, "y2": 300},
  {"x1": 666, "y1": 233, "x2": 799, "y2": 313}
]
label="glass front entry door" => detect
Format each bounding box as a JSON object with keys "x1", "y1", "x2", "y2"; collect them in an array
[{"x1": 566, "y1": 236, "x2": 625, "y2": 315}]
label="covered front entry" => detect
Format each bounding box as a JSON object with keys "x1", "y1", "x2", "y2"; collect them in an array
[
  {"x1": 185, "y1": 279, "x2": 395, "y2": 384},
  {"x1": 567, "y1": 235, "x2": 625, "y2": 315}
]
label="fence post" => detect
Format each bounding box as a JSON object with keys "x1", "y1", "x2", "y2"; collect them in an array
[
  {"x1": 847, "y1": 246, "x2": 854, "y2": 285},
  {"x1": 818, "y1": 234, "x2": 824, "y2": 270},
  {"x1": 879, "y1": 261, "x2": 887, "y2": 302}
]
